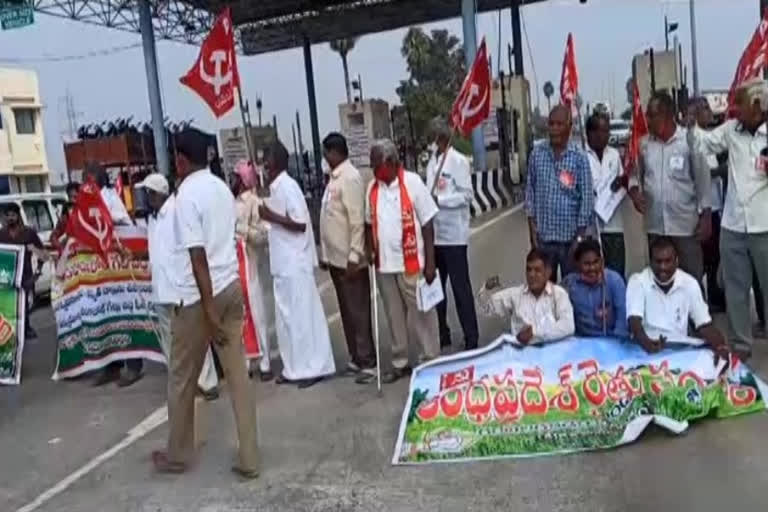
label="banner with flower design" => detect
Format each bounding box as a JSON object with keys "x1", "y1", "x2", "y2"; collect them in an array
[{"x1": 393, "y1": 336, "x2": 768, "y2": 464}]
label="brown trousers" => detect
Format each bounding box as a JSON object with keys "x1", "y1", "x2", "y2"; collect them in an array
[
  {"x1": 168, "y1": 281, "x2": 258, "y2": 471},
  {"x1": 329, "y1": 266, "x2": 376, "y2": 369}
]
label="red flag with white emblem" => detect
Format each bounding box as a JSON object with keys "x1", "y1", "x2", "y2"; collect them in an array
[
  {"x1": 180, "y1": 7, "x2": 240, "y2": 118},
  {"x1": 727, "y1": 10, "x2": 768, "y2": 116},
  {"x1": 450, "y1": 38, "x2": 491, "y2": 136},
  {"x1": 622, "y1": 79, "x2": 648, "y2": 178},
  {"x1": 560, "y1": 33, "x2": 579, "y2": 109},
  {"x1": 65, "y1": 179, "x2": 115, "y2": 262}
]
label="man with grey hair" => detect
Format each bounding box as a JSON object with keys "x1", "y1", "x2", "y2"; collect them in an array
[
  {"x1": 358, "y1": 139, "x2": 439, "y2": 384},
  {"x1": 425, "y1": 117, "x2": 478, "y2": 352},
  {"x1": 695, "y1": 78, "x2": 768, "y2": 360}
]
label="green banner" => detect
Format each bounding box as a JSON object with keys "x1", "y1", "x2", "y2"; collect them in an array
[
  {"x1": 52, "y1": 252, "x2": 165, "y2": 379},
  {"x1": 0, "y1": 244, "x2": 25, "y2": 385},
  {"x1": 393, "y1": 336, "x2": 768, "y2": 464}
]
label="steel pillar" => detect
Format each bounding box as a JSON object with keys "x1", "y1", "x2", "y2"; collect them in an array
[
  {"x1": 689, "y1": 0, "x2": 700, "y2": 96},
  {"x1": 138, "y1": 0, "x2": 170, "y2": 177},
  {"x1": 461, "y1": 0, "x2": 487, "y2": 172},
  {"x1": 510, "y1": 1, "x2": 524, "y2": 76},
  {"x1": 302, "y1": 36, "x2": 323, "y2": 179}
]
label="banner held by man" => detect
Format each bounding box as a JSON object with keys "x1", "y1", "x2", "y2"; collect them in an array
[{"x1": 0, "y1": 244, "x2": 26, "y2": 385}]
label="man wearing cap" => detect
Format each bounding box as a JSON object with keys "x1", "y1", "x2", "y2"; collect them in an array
[{"x1": 134, "y1": 173, "x2": 219, "y2": 400}]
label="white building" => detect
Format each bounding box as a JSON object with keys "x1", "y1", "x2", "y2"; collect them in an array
[{"x1": 0, "y1": 68, "x2": 51, "y2": 195}]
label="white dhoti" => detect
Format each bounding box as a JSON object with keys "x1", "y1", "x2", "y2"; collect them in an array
[
  {"x1": 155, "y1": 303, "x2": 219, "y2": 392},
  {"x1": 273, "y1": 272, "x2": 336, "y2": 380},
  {"x1": 244, "y1": 245, "x2": 272, "y2": 372}
]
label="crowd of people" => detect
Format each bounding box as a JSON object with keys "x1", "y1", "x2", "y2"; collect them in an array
[{"x1": 5, "y1": 76, "x2": 766, "y2": 479}]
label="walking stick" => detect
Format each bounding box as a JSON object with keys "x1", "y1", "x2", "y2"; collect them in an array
[{"x1": 369, "y1": 264, "x2": 382, "y2": 395}]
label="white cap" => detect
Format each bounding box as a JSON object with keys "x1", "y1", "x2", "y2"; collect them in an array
[{"x1": 135, "y1": 173, "x2": 169, "y2": 195}]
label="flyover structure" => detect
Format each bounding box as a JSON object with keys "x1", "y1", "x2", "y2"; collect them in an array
[{"x1": 32, "y1": 0, "x2": 548, "y2": 176}]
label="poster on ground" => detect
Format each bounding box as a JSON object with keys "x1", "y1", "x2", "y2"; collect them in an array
[
  {"x1": 51, "y1": 247, "x2": 164, "y2": 380},
  {"x1": 0, "y1": 244, "x2": 25, "y2": 385},
  {"x1": 393, "y1": 336, "x2": 768, "y2": 464}
]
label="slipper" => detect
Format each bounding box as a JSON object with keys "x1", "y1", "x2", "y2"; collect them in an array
[
  {"x1": 231, "y1": 465, "x2": 259, "y2": 480},
  {"x1": 152, "y1": 450, "x2": 187, "y2": 474},
  {"x1": 297, "y1": 377, "x2": 323, "y2": 389},
  {"x1": 275, "y1": 375, "x2": 296, "y2": 385}
]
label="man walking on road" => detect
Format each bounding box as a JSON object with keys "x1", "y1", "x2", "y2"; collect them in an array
[
  {"x1": 358, "y1": 139, "x2": 440, "y2": 385},
  {"x1": 135, "y1": 173, "x2": 219, "y2": 401},
  {"x1": 152, "y1": 139, "x2": 259, "y2": 479},
  {"x1": 320, "y1": 133, "x2": 376, "y2": 378},
  {"x1": 695, "y1": 79, "x2": 768, "y2": 360},
  {"x1": 425, "y1": 117, "x2": 479, "y2": 352},
  {"x1": 260, "y1": 141, "x2": 336, "y2": 389},
  {"x1": 525, "y1": 105, "x2": 594, "y2": 281},
  {"x1": 628, "y1": 91, "x2": 712, "y2": 282}
]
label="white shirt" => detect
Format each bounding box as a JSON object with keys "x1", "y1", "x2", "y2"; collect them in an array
[
  {"x1": 696, "y1": 120, "x2": 768, "y2": 233},
  {"x1": 626, "y1": 268, "x2": 712, "y2": 341},
  {"x1": 425, "y1": 147, "x2": 473, "y2": 245},
  {"x1": 365, "y1": 170, "x2": 438, "y2": 274},
  {"x1": 587, "y1": 145, "x2": 625, "y2": 233},
  {"x1": 148, "y1": 195, "x2": 182, "y2": 305},
  {"x1": 173, "y1": 168, "x2": 239, "y2": 306},
  {"x1": 100, "y1": 187, "x2": 131, "y2": 225},
  {"x1": 478, "y1": 282, "x2": 575, "y2": 344},
  {"x1": 267, "y1": 171, "x2": 318, "y2": 277}
]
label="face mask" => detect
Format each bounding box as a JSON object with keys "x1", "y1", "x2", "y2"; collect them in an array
[{"x1": 374, "y1": 165, "x2": 389, "y2": 181}]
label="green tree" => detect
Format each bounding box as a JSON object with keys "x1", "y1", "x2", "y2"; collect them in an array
[
  {"x1": 396, "y1": 28, "x2": 466, "y2": 149},
  {"x1": 329, "y1": 37, "x2": 359, "y2": 104}
]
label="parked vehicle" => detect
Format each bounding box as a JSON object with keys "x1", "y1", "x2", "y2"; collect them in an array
[
  {"x1": 609, "y1": 119, "x2": 631, "y2": 147},
  {"x1": 0, "y1": 193, "x2": 67, "y2": 306}
]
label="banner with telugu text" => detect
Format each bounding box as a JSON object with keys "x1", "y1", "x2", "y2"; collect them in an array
[
  {"x1": 393, "y1": 336, "x2": 768, "y2": 464},
  {"x1": 0, "y1": 244, "x2": 25, "y2": 385},
  {"x1": 51, "y1": 251, "x2": 164, "y2": 379}
]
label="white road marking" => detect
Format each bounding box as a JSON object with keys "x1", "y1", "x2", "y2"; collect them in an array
[{"x1": 17, "y1": 204, "x2": 521, "y2": 512}]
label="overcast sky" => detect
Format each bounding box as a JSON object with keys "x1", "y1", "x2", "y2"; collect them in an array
[{"x1": 0, "y1": 0, "x2": 760, "y2": 182}]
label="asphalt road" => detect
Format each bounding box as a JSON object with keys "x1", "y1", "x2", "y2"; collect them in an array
[{"x1": 3, "y1": 206, "x2": 768, "y2": 512}]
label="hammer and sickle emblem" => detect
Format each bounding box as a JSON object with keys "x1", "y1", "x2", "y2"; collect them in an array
[
  {"x1": 200, "y1": 49, "x2": 233, "y2": 96},
  {"x1": 460, "y1": 83, "x2": 488, "y2": 123},
  {"x1": 78, "y1": 207, "x2": 110, "y2": 250}
]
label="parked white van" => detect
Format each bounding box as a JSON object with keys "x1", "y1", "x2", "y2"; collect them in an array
[{"x1": 0, "y1": 193, "x2": 67, "y2": 305}]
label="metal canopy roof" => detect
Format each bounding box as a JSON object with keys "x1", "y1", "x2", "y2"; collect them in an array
[{"x1": 33, "y1": 0, "x2": 546, "y2": 53}]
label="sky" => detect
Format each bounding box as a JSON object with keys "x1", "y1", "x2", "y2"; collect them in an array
[{"x1": 0, "y1": 0, "x2": 760, "y2": 183}]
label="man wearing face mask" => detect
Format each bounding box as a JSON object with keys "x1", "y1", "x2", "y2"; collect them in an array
[
  {"x1": 562, "y1": 239, "x2": 628, "y2": 338},
  {"x1": 357, "y1": 139, "x2": 439, "y2": 385},
  {"x1": 626, "y1": 237, "x2": 727, "y2": 357},
  {"x1": 425, "y1": 117, "x2": 479, "y2": 352}
]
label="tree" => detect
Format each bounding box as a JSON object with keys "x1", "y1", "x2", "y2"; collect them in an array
[
  {"x1": 329, "y1": 37, "x2": 359, "y2": 104},
  {"x1": 395, "y1": 28, "x2": 466, "y2": 148},
  {"x1": 543, "y1": 81, "x2": 555, "y2": 112}
]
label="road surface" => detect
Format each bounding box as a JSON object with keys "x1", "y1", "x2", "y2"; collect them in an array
[{"x1": 2, "y1": 206, "x2": 767, "y2": 512}]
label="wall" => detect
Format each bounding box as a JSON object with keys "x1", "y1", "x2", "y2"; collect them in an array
[{"x1": 0, "y1": 67, "x2": 51, "y2": 194}]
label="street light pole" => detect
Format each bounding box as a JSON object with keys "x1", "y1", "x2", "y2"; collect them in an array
[{"x1": 689, "y1": 0, "x2": 700, "y2": 95}]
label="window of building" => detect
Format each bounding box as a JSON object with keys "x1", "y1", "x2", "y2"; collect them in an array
[
  {"x1": 0, "y1": 177, "x2": 9, "y2": 196},
  {"x1": 14, "y1": 108, "x2": 36, "y2": 135},
  {"x1": 24, "y1": 176, "x2": 44, "y2": 193},
  {"x1": 22, "y1": 200, "x2": 53, "y2": 232}
]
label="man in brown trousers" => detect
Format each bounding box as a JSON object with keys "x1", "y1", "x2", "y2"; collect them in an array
[{"x1": 151, "y1": 138, "x2": 259, "y2": 479}]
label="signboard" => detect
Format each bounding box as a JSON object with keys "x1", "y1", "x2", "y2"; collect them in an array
[
  {"x1": 393, "y1": 335, "x2": 767, "y2": 464},
  {"x1": 0, "y1": 1, "x2": 34, "y2": 30}
]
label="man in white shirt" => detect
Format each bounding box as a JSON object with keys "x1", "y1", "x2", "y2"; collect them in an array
[
  {"x1": 425, "y1": 118, "x2": 479, "y2": 351},
  {"x1": 586, "y1": 112, "x2": 627, "y2": 277},
  {"x1": 152, "y1": 140, "x2": 258, "y2": 479},
  {"x1": 478, "y1": 249, "x2": 574, "y2": 344},
  {"x1": 134, "y1": 173, "x2": 218, "y2": 400},
  {"x1": 695, "y1": 79, "x2": 768, "y2": 360},
  {"x1": 627, "y1": 236, "x2": 728, "y2": 358},
  {"x1": 358, "y1": 139, "x2": 439, "y2": 385},
  {"x1": 259, "y1": 141, "x2": 336, "y2": 389}
]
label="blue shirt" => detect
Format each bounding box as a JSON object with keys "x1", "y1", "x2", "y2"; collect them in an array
[
  {"x1": 525, "y1": 142, "x2": 594, "y2": 243},
  {"x1": 562, "y1": 269, "x2": 628, "y2": 338}
]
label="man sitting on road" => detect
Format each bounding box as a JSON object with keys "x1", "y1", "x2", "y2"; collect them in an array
[
  {"x1": 626, "y1": 236, "x2": 728, "y2": 358},
  {"x1": 478, "y1": 249, "x2": 574, "y2": 345},
  {"x1": 563, "y1": 239, "x2": 628, "y2": 338}
]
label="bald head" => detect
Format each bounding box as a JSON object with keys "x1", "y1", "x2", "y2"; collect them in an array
[{"x1": 548, "y1": 104, "x2": 573, "y2": 150}]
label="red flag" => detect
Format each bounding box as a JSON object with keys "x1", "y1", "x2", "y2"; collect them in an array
[
  {"x1": 622, "y1": 79, "x2": 648, "y2": 178},
  {"x1": 450, "y1": 38, "x2": 491, "y2": 136},
  {"x1": 180, "y1": 8, "x2": 240, "y2": 118},
  {"x1": 560, "y1": 33, "x2": 579, "y2": 109},
  {"x1": 236, "y1": 239, "x2": 261, "y2": 359},
  {"x1": 114, "y1": 173, "x2": 124, "y2": 204},
  {"x1": 65, "y1": 180, "x2": 115, "y2": 262},
  {"x1": 727, "y1": 10, "x2": 768, "y2": 116}
]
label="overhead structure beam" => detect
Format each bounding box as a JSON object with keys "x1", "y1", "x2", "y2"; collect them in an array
[{"x1": 303, "y1": 36, "x2": 323, "y2": 183}]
